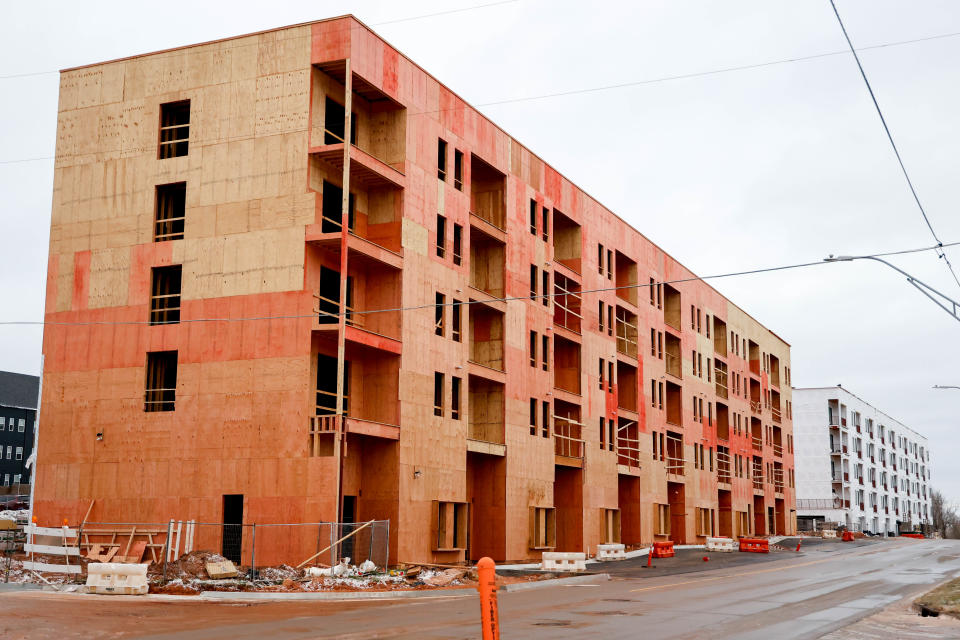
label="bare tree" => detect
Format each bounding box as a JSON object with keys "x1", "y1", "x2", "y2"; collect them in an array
[{"x1": 930, "y1": 489, "x2": 960, "y2": 538}]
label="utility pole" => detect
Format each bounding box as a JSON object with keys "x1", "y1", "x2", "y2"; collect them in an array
[{"x1": 824, "y1": 255, "x2": 960, "y2": 323}]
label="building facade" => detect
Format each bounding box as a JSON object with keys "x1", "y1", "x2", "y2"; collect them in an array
[
  {"x1": 0, "y1": 371, "x2": 39, "y2": 490},
  {"x1": 35, "y1": 15, "x2": 795, "y2": 564},
  {"x1": 794, "y1": 386, "x2": 930, "y2": 534}
]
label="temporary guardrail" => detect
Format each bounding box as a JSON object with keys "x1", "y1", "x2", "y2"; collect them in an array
[
  {"x1": 596, "y1": 543, "x2": 626, "y2": 561},
  {"x1": 541, "y1": 552, "x2": 586, "y2": 572},
  {"x1": 739, "y1": 537, "x2": 769, "y2": 553}
]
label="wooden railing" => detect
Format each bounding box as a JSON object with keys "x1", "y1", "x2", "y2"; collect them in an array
[
  {"x1": 314, "y1": 293, "x2": 363, "y2": 328},
  {"x1": 553, "y1": 281, "x2": 582, "y2": 333},
  {"x1": 615, "y1": 311, "x2": 638, "y2": 359},
  {"x1": 616, "y1": 420, "x2": 641, "y2": 467}
]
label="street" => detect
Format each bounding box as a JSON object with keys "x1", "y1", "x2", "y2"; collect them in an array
[{"x1": 2, "y1": 539, "x2": 959, "y2": 639}]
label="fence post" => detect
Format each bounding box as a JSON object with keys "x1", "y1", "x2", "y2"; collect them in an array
[
  {"x1": 250, "y1": 523, "x2": 256, "y2": 578},
  {"x1": 385, "y1": 520, "x2": 390, "y2": 569},
  {"x1": 476, "y1": 557, "x2": 500, "y2": 640},
  {"x1": 162, "y1": 519, "x2": 173, "y2": 585}
]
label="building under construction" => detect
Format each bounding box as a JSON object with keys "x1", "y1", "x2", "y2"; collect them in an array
[{"x1": 35, "y1": 15, "x2": 796, "y2": 564}]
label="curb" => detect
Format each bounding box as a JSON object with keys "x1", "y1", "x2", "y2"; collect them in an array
[
  {"x1": 196, "y1": 587, "x2": 476, "y2": 602},
  {"x1": 501, "y1": 572, "x2": 609, "y2": 592}
]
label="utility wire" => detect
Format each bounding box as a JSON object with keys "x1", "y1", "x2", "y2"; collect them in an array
[
  {"x1": 0, "y1": 1, "x2": 521, "y2": 80},
  {"x1": 829, "y1": 0, "x2": 960, "y2": 291},
  {"x1": 3, "y1": 25, "x2": 960, "y2": 166},
  {"x1": 1, "y1": 240, "x2": 955, "y2": 328}
]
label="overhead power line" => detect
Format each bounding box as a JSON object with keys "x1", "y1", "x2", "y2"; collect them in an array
[
  {"x1": 829, "y1": 0, "x2": 960, "y2": 292},
  {"x1": 0, "y1": 240, "x2": 956, "y2": 328},
  {"x1": 0, "y1": 1, "x2": 521, "y2": 80},
  {"x1": 2, "y1": 25, "x2": 960, "y2": 166}
]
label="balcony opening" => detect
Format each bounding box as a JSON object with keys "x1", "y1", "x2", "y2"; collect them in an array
[
  {"x1": 158, "y1": 100, "x2": 190, "y2": 159},
  {"x1": 144, "y1": 350, "x2": 177, "y2": 412},
  {"x1": 311, "y1": 65, "x2": 407, "y2": 170},
  {"x1": 750, "y1": 378, "x2": 761, "y2": 413},
  {"x1": 154, "y1": 182, "x2": 186, "y2": 241},
  {"x1": 554, "y1": 465, "x2": 583, "y2": 552},
  {"x1": 667, "y1": 481, "x2": 686, "y2": 544},
  {"x1": 615, "y1": 306, "x2": 638, "y2": 359},
  {"x1": 616, "y1": 361, "x2": 637, "y2": 412},
  {"x1": 320, "y1": 180, "x2": 356, "y2": 233},
  {"x1": 666, "y1": 431, "x2": 684, "y2": 476},
  {"x1": 316, "y1": 353, "x2": 348, "y2": 419},
  {"x1": 470, "y1": 154, "x2": 506, "y2": 230},
  {"x1": 324, "y1": 96, "x2": 356, "y2": 145},
  {"x1": 467, "y1": 453, "x2": 505, "y2": 560},
  {"x1": 313, "y1": 256, "x2": 401, "y2": 339},
  {"x1": 618, "y1": 476, "x2": 642, "y2": 544},
  {"x1": 149, "y1": 265, "x2": 182, "y2": 325},
  {"x1": 751, "y1": 417, "x2": 762, "y2": 451},
  {"x1": 617, "y1": 417, "x2": 640, "y2": 467},
  {"x1": 771, "y1": 390, "x2": 782, "y2": 423},
  {"x1": 664, "y1": 332, "x2": 681, "y2": 378},
  {"x1": 712, "y1": 316, "x2": 727, "y2": 353},
  {"x1": 552, "y1": 209, "x2": 581, "y2": 273},
  {"x1": 553, "y1": 400, "x2": 584, "y2": 462},
  {"x1": 663, "y1": 284, "x2": 681, "y2": 330},
  {"x1": 312, "y1": 342, "x2": 399, "y2": 427},
  {"x1": 716, "y1": 402, "x2": 729, "y2": 440},
  {"x1": 748, "y1": 339, "x2": 760, "y2": 375},
  {"x1": 553, "y1": 272, "x2": 582, "y2": 333},
  {"x1": 769, "y1": 354, "x2": 780, "y2": 387},
  {"x1": 469, "y1": 226, "x2": 505, "y2": 298},
  {"x1": 553, "y1": 335, "x2": 581, "y2": 395},
  {"x1": 714, "y1": 359, "x2": 728, "y2": 399},
  {"x1": 317, "y1": 266, "x2": 348, "y2": 325},
  {"x1": 468, "y1": 375, "x2": 505, "y2": 445},
  {"x1": 772, "y1": 426, "x2": 783, "y2": 457},
  {"x1": 468, "y1": 304, "x2": 504, "y2": 371},
  {"x1": 665, "y1": 381, "x2": 682, "y2": 426},
  {"x1": 718, "y1": 489, "x2": 733, "y2": 537},
  {"x1": 614, "y1": 250, "x2": 637, "y2": 306}
]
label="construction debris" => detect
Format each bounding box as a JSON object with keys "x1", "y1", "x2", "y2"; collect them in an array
[{"x1": 205, "y1": 560, "x2": 239, "y2": 579}]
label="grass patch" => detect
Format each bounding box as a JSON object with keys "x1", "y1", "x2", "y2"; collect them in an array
[{"x1": 915, "y1": 577, "x2": 960, "y2": 618}]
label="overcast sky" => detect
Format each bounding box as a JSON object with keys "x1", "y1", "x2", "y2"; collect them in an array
[{"x1": 2, "y1": 0, "x2": 958, "y2": 501}]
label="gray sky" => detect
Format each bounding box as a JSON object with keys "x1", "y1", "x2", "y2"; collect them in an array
[{"x1": 2, "y1": 0, "x2": 958, "y2": 499}]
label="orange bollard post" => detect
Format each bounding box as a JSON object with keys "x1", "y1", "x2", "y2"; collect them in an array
[
  {"x1": 646, "y1": 550, "x2": 653, "y2": 568},
  {"x1": 476, "y1": 557, "x2": 500, "y2": 640},
  {"x1": 796, "y1": 539, "x2": 802, "y2": 552}
]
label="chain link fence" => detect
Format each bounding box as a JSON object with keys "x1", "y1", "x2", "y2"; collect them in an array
[{"x1": 79, "y1": 520, "x2": 390, "y2": 581}]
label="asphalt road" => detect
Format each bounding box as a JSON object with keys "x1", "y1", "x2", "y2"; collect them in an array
[{"x1": 3, "y1": 539, "x2": 959, "y2": 639}]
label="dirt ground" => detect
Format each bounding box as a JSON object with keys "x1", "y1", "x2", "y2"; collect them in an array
[{"x1": 0, "y1": 591, "x2": 390, "y2": 640}]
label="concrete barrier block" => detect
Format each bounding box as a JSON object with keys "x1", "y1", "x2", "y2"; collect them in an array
[
  {"x1": 85, "y1": 562, "x2": 149, "y2": 595},
  {"x1": 706, "y1": 536, "x2": 736, "y2": 552},
  {"x1": 596, "y1": 543, "x2": 626, "y2": 561},
  {"x1": 541, "y1": 552, "x2": 586, "y2": 572},
  {"x1": 822, "y1": 529, "x2": 837, "y2": 539}
]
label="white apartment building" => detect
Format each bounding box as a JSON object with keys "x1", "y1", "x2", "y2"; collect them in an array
[{"x1": 794, "y1": 386, "x2": 930, "y2": 535}]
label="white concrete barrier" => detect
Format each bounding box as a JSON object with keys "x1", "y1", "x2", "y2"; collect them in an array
[
  {"x1": 541, "y1": 552, "x2": 586, "y2": 572},
  {"x1": 706, "y1": 537, "x2": 736, "y2": 552},
  {"x1": 822, "y1": 529, "x2": 837, "y2": 539},
  {"x1": 85, "y1": 562, "x2": 149, "y2": 595},
  {"x1": 596, "y1": 543, "x2": 626, "y2": 561}
]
